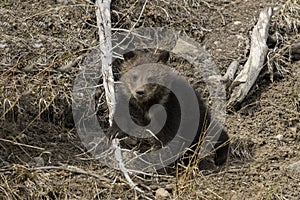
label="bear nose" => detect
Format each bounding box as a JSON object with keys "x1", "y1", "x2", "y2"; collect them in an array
[{"x1": 136, "y1": 89, "x2": 145, "y2": 96}]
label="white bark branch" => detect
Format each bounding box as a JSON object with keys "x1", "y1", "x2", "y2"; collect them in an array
[
  {"x1": 222, "y1": 61, "x2": 239, "y2": 83},
  {"x1": 95, "y1": 2, "x2": 147, "y2": 195},
  {"x1": 228, "y1": 7, "x2": 273, "y2": 107},
  {"x1": 95, "y1": 0, "x2": 115, "y2": 125}
]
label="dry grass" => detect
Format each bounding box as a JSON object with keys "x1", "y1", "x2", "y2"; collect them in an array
[
  {"x1": 1, "y1": 0, "x2": 299, "y2": 199},
  {"x1": 266, "y1": 0, "x2": 300, "y2": 80}
]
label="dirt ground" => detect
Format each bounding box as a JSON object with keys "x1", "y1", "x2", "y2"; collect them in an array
[{"x1": 0, "y1": 0, "x2": 299, "y2": 199}]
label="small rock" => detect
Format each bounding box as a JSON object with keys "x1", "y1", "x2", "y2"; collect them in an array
[
  {"x1": 273, "y1": 7, "x2": 280, "y2": 12},
  {"x1": 32, "y1": 43, "x2": 43, "y2": 48},
  {"x1": 233, "y1": 21, "x2": 242, "y2": 25},
  {"x1": 0, "y1": 43, "x2": 7, "y2": 48},
  {"x1": 275, "y1": 134, "x2": 283, "y2": 141},
  {"x1": 289, "y1": 127, "x2": 297, "y2": 133},
  {"x1": 155, "y1": 188, "x2": 169, "y2": 199},
  {"x1": 33, "y1": 157, "x2": 45, "y2": 167},
  {"x1": 56, "y1": 0, "x2": 70, "y2": 4},
  {"x1": 288, "y1": 161, "x2": 300, "y2": 170},
  {"x1": 214, "y1": 41, "x2": 220, "y2": 45}
]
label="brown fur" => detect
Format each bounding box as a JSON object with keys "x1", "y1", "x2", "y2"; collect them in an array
[{"x1": 109, "y1": 50, "x2": 229, "y2": 169}]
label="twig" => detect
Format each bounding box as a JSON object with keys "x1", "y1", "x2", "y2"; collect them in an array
[
  {"x1": 112, "y1": 139, "x2": 144, "y2": 193},
  {"x1": 111, "y1": 0, "x2": 148, "y2": 51},
  {"x1": 222, "y1": 61, "x2": 239, "y2": 83},
  {"x1": 0, "y1": 138, "x2": 45, "y2": 151},
  {"x1": 36, "y1": 165, "x2": 112, "y2": 183}
]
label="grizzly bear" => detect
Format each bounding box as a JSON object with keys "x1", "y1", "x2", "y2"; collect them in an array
[{"x1": 108, "y1": 50, "x2": 229, "y2": 170}]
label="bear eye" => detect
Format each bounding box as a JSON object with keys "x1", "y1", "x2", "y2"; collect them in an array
[{"x1": 147, "y1": 76, "x2": 156, "y2": 82}]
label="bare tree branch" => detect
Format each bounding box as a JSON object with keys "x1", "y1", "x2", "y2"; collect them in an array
[
  {"x1": 95, "y1": 0, "x2": 115, "y2": 125},
  {"x1": 228, "y1": 7, "x2": 273, "y2": 107}
]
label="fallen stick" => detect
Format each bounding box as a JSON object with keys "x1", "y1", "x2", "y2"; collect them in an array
[
  {"x1": 36, "y1": 165, "x2": 112, "y2": 182},
  {"x1": 0, "y1": 138, "x2": 45, "y2": 151},
  {"x1": 228, "y1": 7, "x2": 273, "y2": 107},
  {"x1": 222, "y1": 60, "x2": 239, "y2": 83}
]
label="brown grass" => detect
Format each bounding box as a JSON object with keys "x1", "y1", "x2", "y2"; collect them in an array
[{"x1": 1, "y1": 0, "x2": 299, "y2": 199}]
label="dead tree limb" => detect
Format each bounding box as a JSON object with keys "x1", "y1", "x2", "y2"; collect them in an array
[
  {"x1": 95, "y1": 1, "x2": 148, "y2": 194},
  {"x1": 228, "y1": 7, "x2": 273, "y2": 107},
  {"x1": 95, "y1": 0, "x2": 115, "y2": 125}
]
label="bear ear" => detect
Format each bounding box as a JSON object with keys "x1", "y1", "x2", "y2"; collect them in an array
[
  {"x1": 158, "y1": 51, "x2": 170, "y2": 63},
  {"x1": 123, "y1": 51, "x2": 136, "y2": 61}
]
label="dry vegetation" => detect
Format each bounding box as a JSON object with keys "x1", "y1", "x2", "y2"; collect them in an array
[{"x1": 0, "y1": 0, "x2": 299, "y2": 199}]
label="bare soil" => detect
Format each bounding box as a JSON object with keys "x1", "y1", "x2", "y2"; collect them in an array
[{"x1": 0, "y1": 0, "x2": 299, "y2": 199}]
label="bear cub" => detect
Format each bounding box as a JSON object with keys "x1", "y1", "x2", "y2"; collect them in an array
[{"x1": 108, "y1": 50, "x2": 229, "y2": 169}]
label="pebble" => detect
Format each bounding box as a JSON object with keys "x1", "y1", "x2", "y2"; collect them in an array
[
  {"x1": 233, "y1": 21, "x2": 242, "y2": 25},
  {"x1": 32, "y1": 43, "x2": 43, "y2": 49},
  {"x1": 275, "y1": 134, "x2": 283, "y2": 141},
  {"x1": 289, "y1": 127, "x2": 297, "y2": 133},
  {"x1": 33, "y1": 157, "x2": 45, "y2": 167},
  {"x1": 56, "y1": 0, "x2": 70, "y2": 4},
  {"x1": 288, "y1": 161, "x2": 300, "y2": 171},
  {"x1": 0, "y1": 43, "x2": 7, "y2": 48},
  {"x1": 155, "y1": 188, "x2": 169, "y2": 199}
]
